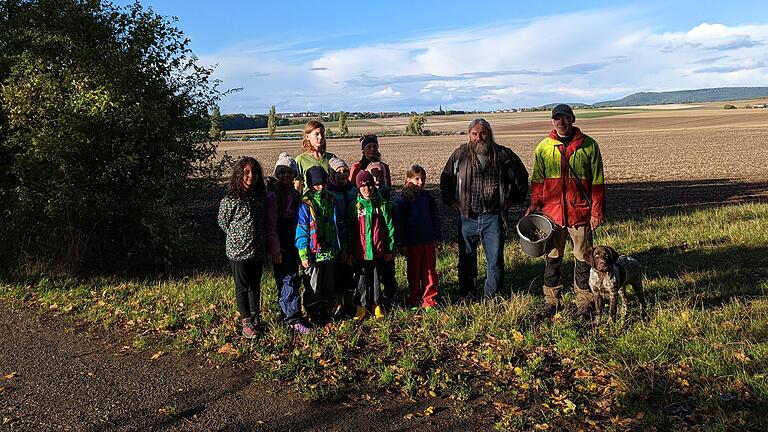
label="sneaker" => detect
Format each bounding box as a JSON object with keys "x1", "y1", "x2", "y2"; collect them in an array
[
  {"x1": 241, "y1": 318, "x2": 258, "y2": 339},
  {"x1": 538, "y1": 304, "x2": 558, "y2": 320},
  {"x1": 332, "y1": 303, "x2": 345, "y2": 320},
  {"x1": 374, "y1": 305, "x2": 385, "y2": 319},
  {"x1": 291, "y1": 322, "x2": 312, "y2": 334},
  {"x1": 354, "y1": 306, "x2": 367, "y2": 321}
]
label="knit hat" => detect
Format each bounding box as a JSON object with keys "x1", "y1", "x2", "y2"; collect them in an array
[
  {"x1": 355, "y1": 170, "x2": 375, "y2": 188},
  {"x1": 274, "y1": 152, "x2": 298, "y2": 176},
  {"x1": 366, "y1": 162, "x2": 385, "y2": 176},
  {"x1": 329, "y1": 156, "x2": 349, "y2": 172},
  {"x1": 305, "y1": 166, "x2": 328, "y2": 187},
  {"x1": 360, "y1": 134, "x2": 378, "y2": 150}
]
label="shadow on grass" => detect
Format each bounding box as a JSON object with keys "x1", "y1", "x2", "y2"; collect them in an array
[{"x1": 606, "y1": 178, "x2": 768, "y2": 220}]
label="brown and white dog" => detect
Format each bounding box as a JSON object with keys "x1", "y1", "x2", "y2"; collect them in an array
[{"x1": 585, "y1": 246, "x2": 648, "y2": 322}]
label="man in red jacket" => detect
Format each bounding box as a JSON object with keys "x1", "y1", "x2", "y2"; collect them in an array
[{"x1": 527, "y1": 104, "x2": 606, "y2": 318}]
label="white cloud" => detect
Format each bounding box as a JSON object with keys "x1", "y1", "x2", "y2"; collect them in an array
[
  {"x1": 371, "y1": 87, "x2": 403, "y2": 97},
  {"x1": 206, "y1": 9, "x2": 768, "y2": 113}
]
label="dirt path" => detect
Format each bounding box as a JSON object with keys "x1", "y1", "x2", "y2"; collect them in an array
[{"x1": 0, "y1": 302, "x2": 485, "y2": 431}]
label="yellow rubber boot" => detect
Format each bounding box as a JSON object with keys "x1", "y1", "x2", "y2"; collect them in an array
[
  {"x1": 374, "y1": 305, "x2": 385, "y2": 319},
  {"x1": 354, "y1": 306, "x2": 367, "y2": 321}
]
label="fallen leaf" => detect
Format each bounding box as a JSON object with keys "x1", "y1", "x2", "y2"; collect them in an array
[
  {"x1": 423, "y1": 406, "x2": 434, "y2": 416},
  {"x1": 563, "y1": 399, "x2": 577, "y2": 413},
  {"x1": 534, "y1": 423, "x2": 550, "y2": 430},
  {"x1": 574, "y1": 369, "x2": 590, "y2": 379},
  {"x1": 493, "y1": 401, "x2": 513, "y2": 410},
  {"x1": 429, "y1": 390, "x2": 437, "y2": 397},
  {"x1": 512, "y1": 330, "x2": 524, "y2": 342},
  {"x1": 150, "y1": 351, "x2": 165, "y2": 360},
  {"x1": 217, "y1": 343, "x2": 237, "y2": 356},
  {"x1": 4, "y1": 372, "x2": 18, "y2": 380},
  {"x1": 734, "y1": 351, "x2": 750, "y2": 363},
  {"x1": 403, "y1": 413, "x2": 414, "y2": 420}
]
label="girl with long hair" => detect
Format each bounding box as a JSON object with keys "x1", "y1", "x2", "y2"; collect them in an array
[{"x1": 218, "y1": 156, "x2": 271, "y2": 338}]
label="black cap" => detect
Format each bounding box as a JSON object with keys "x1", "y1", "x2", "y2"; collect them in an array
[{"x1": 551, "y1": 104, "x2": 575, "y2": 121}]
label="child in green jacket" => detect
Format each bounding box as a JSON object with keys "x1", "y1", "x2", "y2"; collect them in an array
[{"x1": 346, "y1": 171, "x2": 396, "y2": 320}]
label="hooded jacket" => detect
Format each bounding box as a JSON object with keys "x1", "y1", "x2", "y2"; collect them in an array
[
  {"x1": 440, "y1": 142, "x2": 529, "y2": 227},
  {"x1": 530, "y1": 127, "x2": 605, "y2": 228}
]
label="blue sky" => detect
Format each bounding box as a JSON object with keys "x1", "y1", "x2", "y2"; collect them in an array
[{"x1": 115, "y1": 0, "x2": 768, "y2": 114}]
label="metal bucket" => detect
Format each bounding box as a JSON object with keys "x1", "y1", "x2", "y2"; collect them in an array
[{"x1": 516, "y1": 213, "x2": 555, "y2": 257}]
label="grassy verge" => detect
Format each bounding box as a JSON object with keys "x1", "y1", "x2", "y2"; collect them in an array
[{"x1": 2, "y1": 203, "x2": 767, "y2": 430}]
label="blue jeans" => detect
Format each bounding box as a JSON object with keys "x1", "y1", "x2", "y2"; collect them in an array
[
  {"x1": 273, "y1": 259, "x2": 302, "y2": 324},
  {"x1": 458, "y1": 213, "x2": 505, "y2": 299},
  {"x1": 274, "y1": 218, "x2": 302, "y2": 324}
]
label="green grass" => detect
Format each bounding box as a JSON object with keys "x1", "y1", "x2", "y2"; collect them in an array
[{"x1": 2, "y1": 202, "x2": 768, "y2": 430}]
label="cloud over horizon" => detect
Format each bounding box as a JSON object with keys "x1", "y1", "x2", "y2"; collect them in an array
[{"x1": 204, "y1": 10, "x2": 768, "y2": 113}]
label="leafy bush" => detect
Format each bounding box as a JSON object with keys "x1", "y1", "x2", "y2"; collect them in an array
[
  {"x1": 0, "y1": 0, "x2": 220, "y2": 274},
  {"x1": 405, "y1": 115, "x2": 427, "y2": 135},
  {"x1": 723, "y1": 104, "x2": 737, "y2": 110}
]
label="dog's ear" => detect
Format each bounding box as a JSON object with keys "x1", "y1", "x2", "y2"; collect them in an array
[
  {"x1": 584, "y1": 246, "x2": 594, "y2": 267},
  {"x1": 606, "y1": 246, "x2": 619, "y2": 264}
]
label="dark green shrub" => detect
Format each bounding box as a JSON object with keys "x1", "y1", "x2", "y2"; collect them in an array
[{"x1": 0, "y1": 0, "x2": 219, "y2": 274}]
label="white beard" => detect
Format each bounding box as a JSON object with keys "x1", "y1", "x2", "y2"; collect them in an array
[{"x1": 472, "y1": 141, "x2": 489, "y2": 155}]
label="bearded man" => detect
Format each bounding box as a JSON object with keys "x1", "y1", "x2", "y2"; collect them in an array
[{"x1": 440, "y1": 118, "x2": 529, "y2": 301}]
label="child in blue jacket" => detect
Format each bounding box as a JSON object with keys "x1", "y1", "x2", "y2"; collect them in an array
[{"x1": 295, "y1": 166, "x2": 343, "y2": 325}]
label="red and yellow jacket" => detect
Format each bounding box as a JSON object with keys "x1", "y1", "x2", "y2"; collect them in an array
[{"x1": 530, "y1": 127, "x2": 605, "y2": 228}]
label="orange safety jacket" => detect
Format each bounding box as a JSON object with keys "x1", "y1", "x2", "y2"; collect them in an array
[{"x1": 530, "y1": 127, "x2": 605, "y2": 228}]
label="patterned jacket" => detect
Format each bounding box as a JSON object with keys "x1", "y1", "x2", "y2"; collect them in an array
[
  {"x1": 530, "y1": 127, "x2": 605, "y2": 228},
  {"x1": 218, "y1": 193, "x2": 268, "y2": 261},
  {"x1": 346, "y1": 192, "x2": 396, "y2": 261}
]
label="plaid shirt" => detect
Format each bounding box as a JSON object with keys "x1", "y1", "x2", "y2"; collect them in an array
[{"x1": 469, "y1": 158, "x2": 500, "y2": 214}]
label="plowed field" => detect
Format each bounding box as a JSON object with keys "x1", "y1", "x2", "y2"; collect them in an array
[{"x1": 218, "y1": 107, "x2": 768, "y2": 217}]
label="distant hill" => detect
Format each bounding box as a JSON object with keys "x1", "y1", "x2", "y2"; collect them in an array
[{"x1": 593, "y1": 87, "x2": 768, "y2": 107}]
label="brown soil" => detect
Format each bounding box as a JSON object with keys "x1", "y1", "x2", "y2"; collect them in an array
[{"x1": 0, "y1": 302, "x2": 490, "y2": 431}]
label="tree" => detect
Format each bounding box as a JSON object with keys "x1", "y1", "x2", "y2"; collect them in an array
[
  {"x1": 405, "y1": 115, "x2": 427, "y2": 135},
  {"x1": 210, "y1": 105, "x2": 222, "y2": 140},
  {"x1": 338, "y1": 111, "x2": 349, "y2": 136},
  {"x1": 0, "y1": 0, "x2": 220, "y2": 273},
  {"x1": 268, "y1": 105, "x2": 277, "y2": 137}
]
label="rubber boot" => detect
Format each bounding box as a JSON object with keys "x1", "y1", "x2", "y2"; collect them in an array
[
  {"x1": 573, "y1": 259, "x2": 593, "y2": 319},
  {"x1": 544, "y1": 257, "x2": 563, "y2": 288}
]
